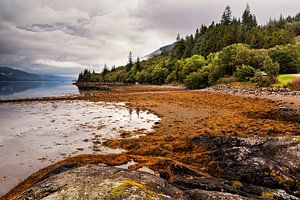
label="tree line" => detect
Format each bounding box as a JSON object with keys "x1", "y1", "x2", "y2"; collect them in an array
[{"x1": 77, "y1": 5, "x2": 300, "y2": 89}]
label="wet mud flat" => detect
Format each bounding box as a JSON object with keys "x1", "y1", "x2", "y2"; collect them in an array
[
  {"x1": 0, "y1": 100, "x2": 159, "y2": 196},
  {"x1": 2, "y1": 88, "x2": 300, "y2": 199}
]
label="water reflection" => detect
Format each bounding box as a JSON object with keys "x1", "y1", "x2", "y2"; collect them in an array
[
  {"x1": 0, "y1": 100, "x2": 160, "y2": 195},
  {"x1": 0, "y1": 81, "x2": 79, "y2": 99}
]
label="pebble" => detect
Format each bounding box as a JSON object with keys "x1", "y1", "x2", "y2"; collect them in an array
[{"x1": 210, "y1": 84, "x2": 300, "y2": 96}]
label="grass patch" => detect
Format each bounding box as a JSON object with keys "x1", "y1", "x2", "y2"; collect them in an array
[{"x1": 274, "y1": 74, "x2": 299, "y2": 87}]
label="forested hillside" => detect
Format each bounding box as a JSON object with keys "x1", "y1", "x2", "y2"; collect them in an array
[{"x1": 78, "y1": 5, "x2": 300, "y2": 89}]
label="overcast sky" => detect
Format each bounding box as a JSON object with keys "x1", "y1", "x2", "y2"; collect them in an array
[{"x1": 0, "y1": 0, "x2": 299, "y2": 77}]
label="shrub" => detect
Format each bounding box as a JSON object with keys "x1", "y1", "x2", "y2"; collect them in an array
[
  {"x1": 176, "y1": 55, "x2": 207, "y2": 81},
  {"x1": 288, "y1": 78, "x2": 300, "y2": 91},
  {"x1": 263, "y1": 58, "x2": 280, "y2": 77},
  {"x1": 234, "y1": 65, "x2": 255, "y2": 81},
  {"x1": 184, "y1": 71, "x2": 209, "y2": 89},
  {"x1": 268, "y1": 44, "x2": 300, "y2": 74},
  {"x1": 253, "y1": 70, "x2": 278, "y2": 87},
  {"x1": 150, "y1": 65, "x2": 169, "y2": 84},
  {"x1": 136, "y1": 70, "x2": 151, "y2": 84},
  {"x1": 217, "y1": 43, "x2": 252, "y2": 76},
  {"x1": 217, "y1": 76, "x2": 238, "y2": 84}
]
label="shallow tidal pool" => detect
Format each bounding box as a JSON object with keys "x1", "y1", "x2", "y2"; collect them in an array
[{"x1": 0, "y1": 100, "x2": 160, "y2": 196}]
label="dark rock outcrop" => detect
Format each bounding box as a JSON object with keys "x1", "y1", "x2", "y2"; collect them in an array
[{"x1": 186, "y1": 135, "x2": 300, "y2": 199}]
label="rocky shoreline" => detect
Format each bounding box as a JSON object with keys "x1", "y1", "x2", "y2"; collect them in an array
[
  {"x1": 207, "y1": 84, "x2": 300, "y2": 96},
  {"x1": 5, "y1": 135, "x2": 300, "y2": 200},
  {"x1": 2, "y1": 87, "x2": 300, "y2": 200}
]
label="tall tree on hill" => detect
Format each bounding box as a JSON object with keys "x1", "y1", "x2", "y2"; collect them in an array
[
  {"x1": 127, "y1": 51, "x2": 133, "y2": 71},
  {"x1": 136, "y1": 57, "x2": 141, "y2": 72},
  {"x1": 102, "y1": 64, "x2": 108, "y2": 76},
  {"x1": 183, "y1": 34, "x2": 194, "y2": 58},
  {"x1": 221, "y1": 5, "x2": 232, "y2": 25},
  {"x1": 171, "y1": 34, "x2": 186, "y2": 59},
  {"x1": 242, "y1": 4, "x2": 257, "y2": 29}
]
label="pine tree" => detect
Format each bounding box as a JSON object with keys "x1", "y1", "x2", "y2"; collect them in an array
[
  {"x1": 136, "y1": 57, "x2": 141, "y2": 71},
  {"x1": 176, "y1": 34, "x2": 181, "y2": 41},
  {"x1": 194, "y1": 28, "x2": 200, "y2": 40},
  {"x1": 183, "y1": 35, "x2": 194, "y2": 58},
  {"x1": 78, "y1": 71, "x2": 83, "y2": 81},
  {"x1": 242, "y1": 4, "x2": 257, "y2": 29},
  {"x1": 127, "y1": 52, "x2": 133, "y2": 71},
  {"x1": 221, "y1": 5, "x2": 232, "y2": 25},
  {"x1": 102, "y1": 64, "x2": 108, "y2": 76},
  {"x1": 171, "y1": 34, "x2": 186, "y2": 59}
]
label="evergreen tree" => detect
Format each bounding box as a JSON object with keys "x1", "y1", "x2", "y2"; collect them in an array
[
  {"x1": 221, "y1": 5, "x2": 232, "y2": 25},
  {"x1": 127, "y1": 52, "x2": 133, "y2": 71},
  {"x1": 176, "y1": 34, "x2": 181, "y2": 41},
  {"x1": 136, "y1": 57, "x2": 141, "y2": 71},
  {"x1": 171, "y1": 34, "x2": 186, "y2": 59},
  {"x1": 242, "y1": 4, "x2": 257, "y2": 29},
  {"x1": 183, "y1": 35, "x2": 194, "y2": 58},
  {"x1": 78, "y1": 71, "x2": 83, "y2": 81},
  {"x1": 102, "y1": 64, "x2": 108, "y2": 76}
]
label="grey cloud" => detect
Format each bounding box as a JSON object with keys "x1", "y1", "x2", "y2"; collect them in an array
[
  {"x1": 18, "y1": 22, "x2": 89, "y2": 37},
  {"x1": 0, "y1": 0, "x2": 299, "y2": 77}
]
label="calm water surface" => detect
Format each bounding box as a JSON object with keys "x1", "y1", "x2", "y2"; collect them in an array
[
  {"x1": 0, "y1": 83, "x2": 160, "y2": 196},
  {"x1": 0, "y1": 81, "x2": 79, "y2": 100}
]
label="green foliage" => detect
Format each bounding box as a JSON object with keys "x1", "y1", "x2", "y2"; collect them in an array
[
  {"x1": 176, "y1": 55, "x2": 207, "y2": 81},
  {"x1": 136, "y1": 57, "x2": 141, "y2": 72},
  {"x1": 234, "y1": 65, "x2": 255, "y2": 81},
  {"x1": 217, "y1": 76, "x2": 238, "y2": 84},
  {"x1": 217, "y1": 44, "x2": 252, "y2": 76},
  {"x1": 171, "y1": 34, "x2": 186, "y2": 59},
  {"x1": 150, "y1": 65, "x2": 169, "y2": 85},
  {"x1": 136, "y1": 70, "x2": 151, "y2": 83},
  {"x1": 78, "y1": 69, "x2": 92, "y2": 82},
  {"x1": 263, "y1": 57, "x2": 280, "y2": 77},
  {"x1": 127, "y1": 52, "x2": 133, "y2": 71},
  {"x1": 184, "y1": 71, "x2": 209, "y2": 89},
  {"x1": 268, "y1": 44, "x2": 300, "y2": 74},
  {"x1": 242, "y1": 4, "x2": 257, "y2": 29},
  {"x1": 221, "y1": 5, "x2": 232, "y2": 25},
  {"x1": 253, "y1": 69, "x2": 278, "y2": 87},
  {"x1": 277, "y1": 74, "x2": 299, "y2": 86}
]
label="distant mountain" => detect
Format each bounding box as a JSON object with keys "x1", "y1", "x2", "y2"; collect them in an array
[
  {"x1": 0, "y1": 67, "x2": 42, "y2": 81},
  {"x1": 0, "y1": 67, "x2": 71, "y2": 81},
  {"x1": 141, "y1": 43, "x2": 175, "y2": 60}
]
